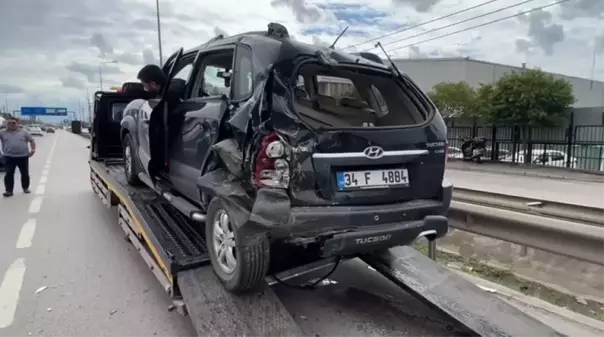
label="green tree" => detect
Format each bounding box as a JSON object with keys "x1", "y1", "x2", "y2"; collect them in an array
[
  {"x1": 473, "y1": 83, "x2": 494, "y2": 118},
  {"x1": 427, "y1": 81, "x2": 478, "y2": 118},
  {"x1": 484, "y1": 69, "x2": 575, "y2": 126},
  {"x1": 483, "y1": 69, "x2": 575, "y2": 163}
]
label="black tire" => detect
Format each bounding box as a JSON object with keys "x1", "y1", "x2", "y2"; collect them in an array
[
  {"x1": 205, "y1": 198, "x2": 270, "y2": 293},
  {"x1": 123, "y1": 134, "x2": 142, "y2": 186}
]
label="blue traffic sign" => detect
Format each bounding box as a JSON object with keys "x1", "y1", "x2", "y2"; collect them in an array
[{"x1": 20, "y1": 107, "x2": 68, "y2": 116}]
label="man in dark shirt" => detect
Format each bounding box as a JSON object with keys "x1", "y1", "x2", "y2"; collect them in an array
[
  {"x1": 0, "y1": 117, "x2": 36, "y2": 197},
  {"x1": 137, "y1": 64, "x2": 168, "y2": 98}
]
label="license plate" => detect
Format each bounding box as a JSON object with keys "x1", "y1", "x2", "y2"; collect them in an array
[{"x1": 336, "y1": 168, "x2": 410, "y2": 190}]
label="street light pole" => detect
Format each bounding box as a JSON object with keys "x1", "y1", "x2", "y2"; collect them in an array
[
  {"x1": 98, "y1": 60, "x2": 118, "y2": 91},
  {"x1": 156, "y1": 0, "x2": 164, "y2": 65},
  {"x1": 98, "y1": 63, "x2": 103, "y2": 91}
]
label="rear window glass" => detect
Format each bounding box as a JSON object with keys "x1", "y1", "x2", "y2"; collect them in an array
[
  {"x1": 294, "y1": 67, "x2": 429, "y2": 128},
  {"x1": 112, "y1": 102, "x2": 128, "y2": 121}
]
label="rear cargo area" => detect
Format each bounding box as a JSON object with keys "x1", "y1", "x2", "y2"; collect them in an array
[{"x1": 293, "y1": 64, "x2": 430, "y2": 129}]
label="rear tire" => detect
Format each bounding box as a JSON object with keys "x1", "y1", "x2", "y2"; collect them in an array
[
  {"x1": 123, "y1": 134, "x2": 142, "y2": 186},
  {"x1": 205, "y1": 198, "x2": 270, "y2": 293}
]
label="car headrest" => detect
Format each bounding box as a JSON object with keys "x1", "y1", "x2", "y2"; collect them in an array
[
  {"x1": 166, "y1": 78, "x2": 187, "y2": 99},
  {"x1": 121, "y1": 82, "x2": 146, "y2": 95}
]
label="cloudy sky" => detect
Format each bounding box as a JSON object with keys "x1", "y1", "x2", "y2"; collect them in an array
[{"x1": 0, "y1": 0, "x2": 602, "y2": 122}]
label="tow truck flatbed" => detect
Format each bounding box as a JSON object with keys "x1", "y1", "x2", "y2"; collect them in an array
[{"x1": 89, "y1": 157, "x2": 565, "y2": 337}]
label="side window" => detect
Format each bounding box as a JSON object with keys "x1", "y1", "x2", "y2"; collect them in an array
[
  {"x1": 232, "y1": 47, "x2": 253, "y2": 100},
  {"x1": 203, "y1": 66, "x2": 230, "y2": 96},
  {"x1": 111, "y1": 102, "x2": 127, "y2": 121},
  {"x1": 173, "y1": 63, "x2": 193, "y2": 83},
  {"x1": 192, "y1": 50, "x2": 235, "y2": 98}
]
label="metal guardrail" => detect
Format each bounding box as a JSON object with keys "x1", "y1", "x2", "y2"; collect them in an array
[{"x1": 443, "y1": 187, "x2": 604, "y2": 266}]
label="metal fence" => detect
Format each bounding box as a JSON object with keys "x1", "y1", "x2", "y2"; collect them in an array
[{"x1": 447, "y1": 123, "x2": 604, "y2": 172}]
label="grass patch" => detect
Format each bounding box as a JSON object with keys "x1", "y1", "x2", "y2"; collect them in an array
[{"x1": 413, "y1": 242, "x2": 604, "y2": 322}]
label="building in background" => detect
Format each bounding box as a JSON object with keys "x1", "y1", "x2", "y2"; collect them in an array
[
  {"x1": 392, "y1": 57, "x2": 604, "y2": 126},
  {"x1": 316, "y1": 57, "x2": 604, "y2": 171}
]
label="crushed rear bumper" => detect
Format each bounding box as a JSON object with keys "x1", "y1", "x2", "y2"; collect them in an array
[
  {"x1": 254, "y1": 179, "x2": 453, "y2": 256},
  {"x1": 320, "y1": 215, "x2": 448, "y2": 257}
]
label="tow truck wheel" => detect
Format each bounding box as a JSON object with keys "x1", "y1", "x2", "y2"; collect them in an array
[
  {"x1": 206, "y1": 198, "x2": 270, "y2": 293},
  {"x1": 123, "y1": 134, "x2": 141, "y2": 186}
]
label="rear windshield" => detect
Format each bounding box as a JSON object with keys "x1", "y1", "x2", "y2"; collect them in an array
[{"x1": 293, "y1": 65, "x2": 431, "y2": 128}]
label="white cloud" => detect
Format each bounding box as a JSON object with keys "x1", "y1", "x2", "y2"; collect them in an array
[{"x1": 0, "y1": 0, "x2": 602, "y2": 121}]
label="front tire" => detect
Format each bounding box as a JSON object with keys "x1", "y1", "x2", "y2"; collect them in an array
[
  {"x1": 123, "y1": 134, "x2": 142, "y2": 186},
  {"x1": 205, "y1": 198, "x2": 270, "y2": 293}
]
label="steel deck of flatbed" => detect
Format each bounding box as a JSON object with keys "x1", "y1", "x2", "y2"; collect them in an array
[{"x1": 89, "y1": 159, "x2": 565, "y2": 337}]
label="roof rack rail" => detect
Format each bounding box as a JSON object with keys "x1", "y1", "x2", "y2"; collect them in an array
[
  {"x1": 352, "y1": 52, "x2": 384, "y2": 65},
  {"x1": 202, "y1": 34, "x2": 225, "y2": 47},
  {"x1": 267, "y1": 22, "x2": 289, "y2": 39}
]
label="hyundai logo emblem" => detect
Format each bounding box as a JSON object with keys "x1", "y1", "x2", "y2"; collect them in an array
[{"x1": 363, "y1": 146, "x2": 384, "y2": 159}]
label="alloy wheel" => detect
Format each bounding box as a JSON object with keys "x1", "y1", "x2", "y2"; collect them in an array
[{"x1": 212, "y1": 209, "x2": 237, "y2": 274}]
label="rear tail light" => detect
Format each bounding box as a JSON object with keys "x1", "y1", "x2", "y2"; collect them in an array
[
  {"x1": 253, "y1": 132, "x2": 290, "y2": 189},
  {"x1": 444, "y1": 141, "x2": 449, "y2": 165}
]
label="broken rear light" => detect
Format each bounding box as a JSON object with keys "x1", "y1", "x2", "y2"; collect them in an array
[{"x1": 253, "y1": 132, "x2": 290, "y2": 189}]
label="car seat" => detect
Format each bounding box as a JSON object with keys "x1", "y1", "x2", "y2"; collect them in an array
[{"x1": 166, "y1": 78, "x2": 187, "y2": 100}]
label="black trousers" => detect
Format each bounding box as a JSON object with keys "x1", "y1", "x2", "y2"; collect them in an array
[{"x1": 3, "y1": 156, "x2": 30, "y2": 192}]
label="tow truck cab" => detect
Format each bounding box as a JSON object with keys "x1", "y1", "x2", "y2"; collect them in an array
[{"x1": 90, "y1": 83, "x2": 150, "y2": 161}]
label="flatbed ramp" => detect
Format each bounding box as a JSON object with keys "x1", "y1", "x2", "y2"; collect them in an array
[
  {"x1": 90, "y1": 159, "x2": 567, "y2": 337},
  {"x1": 362, "y1": 247, "x2": 564, "y2": 337},
  {"x1": 179, "y1": 268, "x2": 303, "y2": 336}
]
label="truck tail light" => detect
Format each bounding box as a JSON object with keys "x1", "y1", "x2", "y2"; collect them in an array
[
  {"x1": 253, "y1": 132, "x2": 290, "y2": 189},
  {"x1": 445, "y1": 141, "x2": 449, "y2": 166}
]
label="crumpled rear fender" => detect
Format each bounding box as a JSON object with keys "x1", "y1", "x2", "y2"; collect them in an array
[{"x1": 197, "y1": 169, "x2": 292, "y2": 236}]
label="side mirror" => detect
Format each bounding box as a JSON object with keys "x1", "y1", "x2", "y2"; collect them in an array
[
  {"x1": 217, "y1": 70, "x2": 232, "y2": 88},
  {"x1": 217, "y1": 70, "x2": 232, "y2": 79}
]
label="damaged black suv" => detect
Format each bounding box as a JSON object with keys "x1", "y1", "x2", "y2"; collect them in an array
[{"x1": 120, "y1": 23, "x2": 452, "y2": 293}]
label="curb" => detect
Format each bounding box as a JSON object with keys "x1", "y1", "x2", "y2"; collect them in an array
[
  {"x1": 437, "y1": 246, "x2": 604, "y2": 304},
  {"x1": 451, "y1": 268, "x2": 604, "y2": 335},
  {"x1": 447, "y1": 162, "x2": 604, "y2": 183}
]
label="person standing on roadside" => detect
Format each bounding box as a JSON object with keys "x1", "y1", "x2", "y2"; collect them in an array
[{"x1": 0, "y1": 117, "x2": 36, "y2": 197}]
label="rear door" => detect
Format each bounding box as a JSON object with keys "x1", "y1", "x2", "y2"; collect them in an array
[
  {"x1": 167, "y1": 46, "x2": 235, "y2": 203},
  {"x1": 286, "y1": 64, "x2": 447, "y2": 206}
]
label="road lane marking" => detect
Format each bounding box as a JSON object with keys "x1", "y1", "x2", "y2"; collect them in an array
[
  {"x1": 28, "y1": 197, "x2": 43, "y2": 214},
  {"x1": 35, "y1": 185, "x2": 45, "y2": 195},
  {"x1": 42, "y1": 169, "x2": 49, "y2": 175},
  {"x1": 39, "y1": 176, "x2": 47, "y2": 184},
  {"x1": 16, "y1": 219, "x2": 37, "y2": 249},
  {"x1": 0, "y1": 258, "x2": 26, "y2": 329}
]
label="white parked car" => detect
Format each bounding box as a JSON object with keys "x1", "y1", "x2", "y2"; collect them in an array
[
  {"x1": 501, "y1": 149, "x2": 577, "y2": 168},
  {"x1": 447, "y1": 146, "x2": 465, "y2": 159},
  {"x1": 27, "y1": 126, "x2": 44, "y2": 136}
]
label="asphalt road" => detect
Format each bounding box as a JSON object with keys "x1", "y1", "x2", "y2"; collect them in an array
[
  {"x1": 0, "y1": 132, "x2": 195, "y2": 336},
  {"x1": 0, "y1": 131, "x2": 593, "y2": 336}
]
